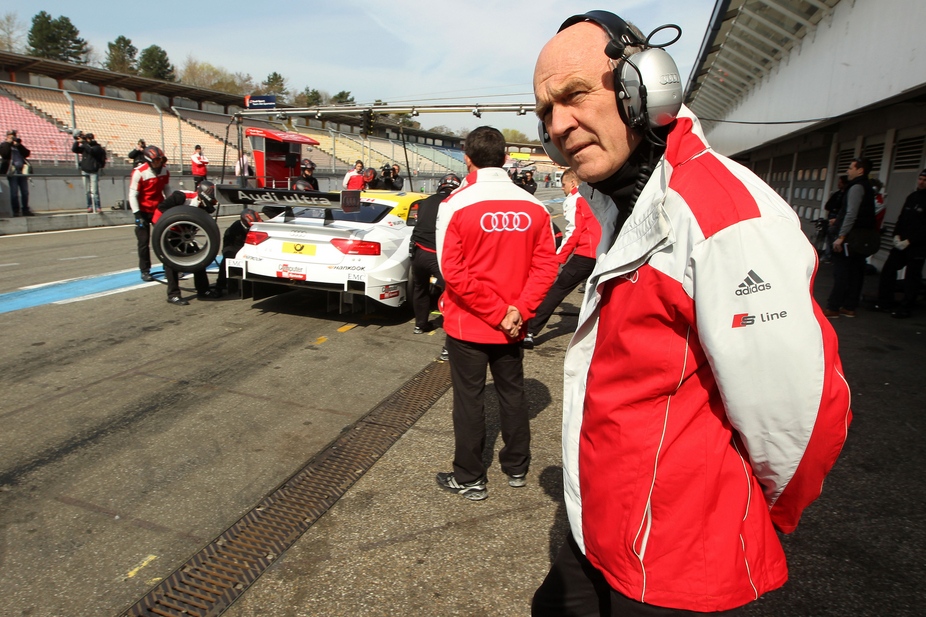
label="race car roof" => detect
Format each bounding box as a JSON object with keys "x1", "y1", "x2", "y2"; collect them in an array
[{"x1": 244, "y1": 127, "x2": 320, "y2": 145}]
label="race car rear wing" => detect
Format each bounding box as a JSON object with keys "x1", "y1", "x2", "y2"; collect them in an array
[{"x1": 216, "y1": 185, "x2": 363, "y2": 223}]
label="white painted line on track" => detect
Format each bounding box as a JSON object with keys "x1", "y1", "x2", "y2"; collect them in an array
[
  {"x1": 58, "y1": 256, "x2": 99, "y2": 261},
  {"x1": 0, "y1": 214, "x2": 240, "y2": 239},
  {"x1": 0, "y1": 263, "x2": 20, "y2": 267},
  {"x1": 52, "y1": 282, "x2": 158, "y2": 304},
  {"x1": 19, "y1": 268, "x2": 140, "y2": 290}
]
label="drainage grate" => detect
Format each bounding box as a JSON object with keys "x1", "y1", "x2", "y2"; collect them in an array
[{"x1": 122, "y1": 360, "x2": 451, "y2": 617}]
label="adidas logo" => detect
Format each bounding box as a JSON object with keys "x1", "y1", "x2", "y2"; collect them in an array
[{"x1": 736, "y1": 270, "x2": 771, "y2": 296}]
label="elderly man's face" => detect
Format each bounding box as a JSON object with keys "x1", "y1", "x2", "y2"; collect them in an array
[{"x1": 534, "y1": 23, "x2": 641, "y2": 183}]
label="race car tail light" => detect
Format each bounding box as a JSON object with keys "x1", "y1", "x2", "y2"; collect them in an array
[
  {"x1": 408, "y1": 203, "x2": 419, "y2": 225},
  {"x1": 245, "y1": 231, "x2": 269, "y2": 245},
  {"x1": 331, "y1": 238, "x2": 381, "y2": 255}
]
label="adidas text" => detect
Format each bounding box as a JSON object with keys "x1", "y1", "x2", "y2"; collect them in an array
[{"x1": 736, "y1": 282, "x2": 771, "y2": 296}]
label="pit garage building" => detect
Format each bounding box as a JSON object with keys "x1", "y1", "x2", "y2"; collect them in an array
[{"x1": 685, "y1": 0, "x2": 926, "y2": 256}]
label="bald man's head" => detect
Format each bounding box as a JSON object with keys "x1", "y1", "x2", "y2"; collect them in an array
[{"x1": 534, "y1": 22, "x2": 641, "y2": 183}]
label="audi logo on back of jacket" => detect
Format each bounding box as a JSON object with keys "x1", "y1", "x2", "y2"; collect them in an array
[{"x1": 480, "y1": 211, "x2": 532, "y2": 232}]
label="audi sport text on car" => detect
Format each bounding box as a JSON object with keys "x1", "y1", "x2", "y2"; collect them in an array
[{"x1": 224, "y1": 189, "x2": 423, "y2": 310}]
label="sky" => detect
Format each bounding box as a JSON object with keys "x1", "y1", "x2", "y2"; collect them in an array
[{"x1": 15, "y1": 0, "x2": 719, "y2": 137}]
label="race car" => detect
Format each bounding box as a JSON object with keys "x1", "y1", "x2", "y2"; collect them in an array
[{"x1": 222, "y1": 187, "x2": 426, "y2": 312}]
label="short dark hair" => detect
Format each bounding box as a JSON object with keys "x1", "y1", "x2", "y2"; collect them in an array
[
  {"x1": 464, "y1": 126, "x2": 506, "y2": 169},
  {"x1": 852, "y1": 157, "x2": 873, "y2": 175}
]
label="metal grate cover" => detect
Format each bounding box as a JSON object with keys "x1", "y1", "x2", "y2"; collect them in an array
[{"x1": 123, "y1": 360, "x2": 451, "y2": 617}]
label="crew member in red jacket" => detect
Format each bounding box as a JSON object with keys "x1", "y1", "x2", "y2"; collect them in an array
[
  {"x1": 190, "y1": 145, "x2": 209, "y2": 188},
  {"x1": 523, "y1": 167, "x2": 601, "y2": 348},
  {"x1": 532, "y1": 12, "x2": 850, "y2": 615},
  {"x1": 434, "y1": 126, "x2": 558, "y2": 501},
  {"x1": 130, "y1": 146, "x2": 171, "y2": 283},
  {"x1": 342, "y1": 160, "x2": 365, "y2": 190}
]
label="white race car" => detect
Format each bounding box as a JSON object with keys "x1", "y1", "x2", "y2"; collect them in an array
[{"x1": 222, "y1": 188, "x2": 425, "y2": 312}]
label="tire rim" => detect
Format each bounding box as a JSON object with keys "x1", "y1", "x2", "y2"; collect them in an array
[{"x1": 160, "y1": 222, "x2": 212, "y2": 269}]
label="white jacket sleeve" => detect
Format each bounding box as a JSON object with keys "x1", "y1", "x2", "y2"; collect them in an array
[
  {"x1": 689, "y1": 211, "x2": 850, "y2": 532},
  {"x1": 558, "y1": 192, "x2": 578, "y2": 255},
  {"x1": 129, "y1": 168, "x2": 141, "y2": 213}
]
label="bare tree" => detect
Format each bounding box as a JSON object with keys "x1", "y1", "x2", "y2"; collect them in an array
[{"x1": 0, "y1": 11, "x2": 26, "y2": 53}]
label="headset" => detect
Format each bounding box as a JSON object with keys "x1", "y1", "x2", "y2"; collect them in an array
[{"x1": 538, "y1": 10, "x2": 684, "y2": 166}]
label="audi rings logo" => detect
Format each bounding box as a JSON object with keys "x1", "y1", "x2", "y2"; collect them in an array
[
  {"x1": 659, "y1": 73, "x2": 681, "y2": 85},
  {"x1": 480, "y1": 211, "x2": 532, "y2": 232}
]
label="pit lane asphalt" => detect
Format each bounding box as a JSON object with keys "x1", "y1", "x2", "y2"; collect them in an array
[
  {"x1": 5, "y1": 192, "x2": 922, "y2": 617},
  {"x1": 0, "y1": 217, "x2": 453, "y2": 616}
]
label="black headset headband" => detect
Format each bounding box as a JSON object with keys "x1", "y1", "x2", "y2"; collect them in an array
[{"x1": 558, "y1": 11, "x2": 645, "y2": 59}]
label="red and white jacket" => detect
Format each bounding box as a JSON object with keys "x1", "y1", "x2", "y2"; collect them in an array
[
  {"x1": 556, "y1": 187, "x2": 601, "y2": 264},
  {"x1": 342, "y1": 169, "x2": 365, "y2": 190},
  {"x1": 190, "y1": 152, "x2": 209, "y2": 175},
  {"x1": 129, "y1": 163, "x2": 171, "y2": 214},
  {"x1": 563, "y1": 107, "x2": 851, "y2": 612},
  {"x1": 436, "y1": 167, "x2": 558, "y2": 344}
]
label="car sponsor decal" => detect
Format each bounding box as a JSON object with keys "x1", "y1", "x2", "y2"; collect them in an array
[
  {"x1": 235, "y1": 191, "x2": 332, "y2": 206},
  {"x1": 347, "y1": 273, "x2": 364, "y2": 281},
  {"x1": 732, "y1": 310, "x2": 787, "y2": 328},
  {"x1": 276, "y1": 264, "x2": 306, "y2": 280},
  {"x1": 283, "y1": 242, "x2": 316, "y2": 255},
  {"x1": 329, "y1": 265, "x2": 366, "y2": 271},
  {"x1": 380, "y1": 284, "x2": 399, "y2": 300}
]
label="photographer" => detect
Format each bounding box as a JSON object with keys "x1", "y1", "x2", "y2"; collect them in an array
[
  {"x1": 72, "y1": 132, "x2": 106, "y2": 213},
  {"x1": 1, "y1": 129, "x2": 34, "y2": 217},
  {"x1": 127, "y1": 139, "x2": 147, "y2": 168},
  {"x1": 381, "y1": 163, "x2": 404, "y2": 191},
  {"x1": 519, "y1": 170, "x2": 537, "y2": 195}
]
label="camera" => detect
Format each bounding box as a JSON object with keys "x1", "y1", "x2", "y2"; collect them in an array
[
  {"x1": 73, "y1": 130, "x2": 84, "y2": 141},
  {"x1": 381, "y1": 164, "x2": 394, "y2": 179}
]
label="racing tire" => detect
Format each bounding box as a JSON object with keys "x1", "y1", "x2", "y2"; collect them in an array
[{"x1": 151, "y1": 206, "x2": 220, "y2": 273}]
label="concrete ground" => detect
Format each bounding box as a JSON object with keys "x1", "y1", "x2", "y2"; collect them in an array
[{"x1": 223, "y1": 261, "x2": 926, "y2": 617}]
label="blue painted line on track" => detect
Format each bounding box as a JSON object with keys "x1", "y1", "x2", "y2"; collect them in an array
[{"x1": 0, "y1": 260, "x2": 221, "y2": 315}]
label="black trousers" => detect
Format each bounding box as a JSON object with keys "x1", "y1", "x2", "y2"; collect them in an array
[
  {"x1": 528, "y1": 255, "x2": 596, "y2": 335},
  {"x1": 193, "y1": 174, "x2": 206, "y2": 188},
  {"x1": 165, "y1": 268, "x2": 209, "y2": 299},
  {"x1": 532, "y1": 534, "x2": 745, "y2": 617},
  {"x1": 135, "y1": 212, "x2": 154, "y2": 273},
  {"x1": 445, "y1": 335, "x2": 529, "y2": 484},
  {"x1": 877, "y1": 248, "x2": 924, "y2": 310},
  {"x1": 215, "y1": 243, "x2": 244, "y2": 291},
  {"x1": 826, "y1": 250, "x2": 866, "y2": 311},
  {"x1": 411, "y1": 248, "x2": 441, "y2": 329}
]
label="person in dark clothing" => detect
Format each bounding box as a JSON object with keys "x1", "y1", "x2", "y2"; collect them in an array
[
  {"x1": 72, "y1": 132, "x2": 106, "y2": 213},
  {"x1": 876, "y1": 169, "x2": 926, "y2": 318},
  {"x1": 127, "y1": 139, "x2": 147, "y2": 168},
  {"x1": 381, "y1": 164, "x2": 405, "y2": 191},
  {"x1": 151, "y1": 181, "x2": 222, "y2": 304},
  {"x1": 295, "y1": 159, "x2": 319, "y2": 191},
  {"x1": 822, "y1": 175, "x2": 849, "y2": 261},
  {"x1": 519, "y1": 170, "x2": 538, "y2": 194},
  {"x1": 410, "y1": 173, "x2": 461, "y2": 334},
  {"x1": 824, "y1": 157, "x2": 877, "y2": 318},
  {"x1": 1, "y1": 129, "x2": 33, "y2": 217},
  {"x1": 214, "y1": 208, "x2": 264, "y2": 295}
]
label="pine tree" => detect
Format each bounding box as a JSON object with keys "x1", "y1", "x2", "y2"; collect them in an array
[
  {"x1": 137, "y1": 45, "x2": 176, "y2": 81},
  {"x1": 27, "y1": 11, "x2": 61, "y2": 59},
  {"x1": 53, "y1": 15, "x2": 88, "y2": 63},
  {"x1": 261, "y1": 72, "x2": 289, "y2": 99},
  {"x1": 331, "y1": 90, "x2": 355, "y2": 105},
  {"x1": 27, "y1": 12, "x2": 88, "y2": 62},
  {"x1": 104, "y1": 36, "x2": 137, "y2": 74}
]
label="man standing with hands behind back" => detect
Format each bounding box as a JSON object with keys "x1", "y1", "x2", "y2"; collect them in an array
[
  {"x1": 531, "y1": 11, "x2": 851, "y2": 616},
  {"x1": 433, "y1": 126, "x2": 558, "y2": 501}
]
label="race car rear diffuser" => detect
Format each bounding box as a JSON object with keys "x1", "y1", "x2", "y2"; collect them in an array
[{"x1": 121, "y1": 360, "x2": 451, "y2": 617}]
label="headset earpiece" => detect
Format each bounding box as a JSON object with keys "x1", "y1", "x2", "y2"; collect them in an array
[{"x1": 604, "y1": 40, "x2": 625, "y2": 60}]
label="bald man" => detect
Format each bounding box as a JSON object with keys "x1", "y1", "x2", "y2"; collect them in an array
[{"x1": 531, "y1": 11, "x2": 851, "y2": 616}]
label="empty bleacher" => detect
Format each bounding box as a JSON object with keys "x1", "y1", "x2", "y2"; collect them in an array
[{"x1": 0, "y1": 89, "x2": 72, "y2": 163}]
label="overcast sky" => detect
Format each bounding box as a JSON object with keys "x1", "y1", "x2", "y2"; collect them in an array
[{"x1": 17, "y1": 0, "x2": 718, "y2": 136}]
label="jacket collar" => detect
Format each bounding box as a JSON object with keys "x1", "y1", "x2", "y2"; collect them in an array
[
  {"x1": 579, "y1": 106, "x2": 709, "y2": 279},
  {"x1": 463, "y1": 167, "x2": 511, "y2": 186}
]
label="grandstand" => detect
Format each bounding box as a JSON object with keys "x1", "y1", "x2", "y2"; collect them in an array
[
  {"x1": 0, "y1": 88, "x2": 71, "y2": 163},
  {"x1": 0, "y1": 79, "x2": 471, "y2": 178}
]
